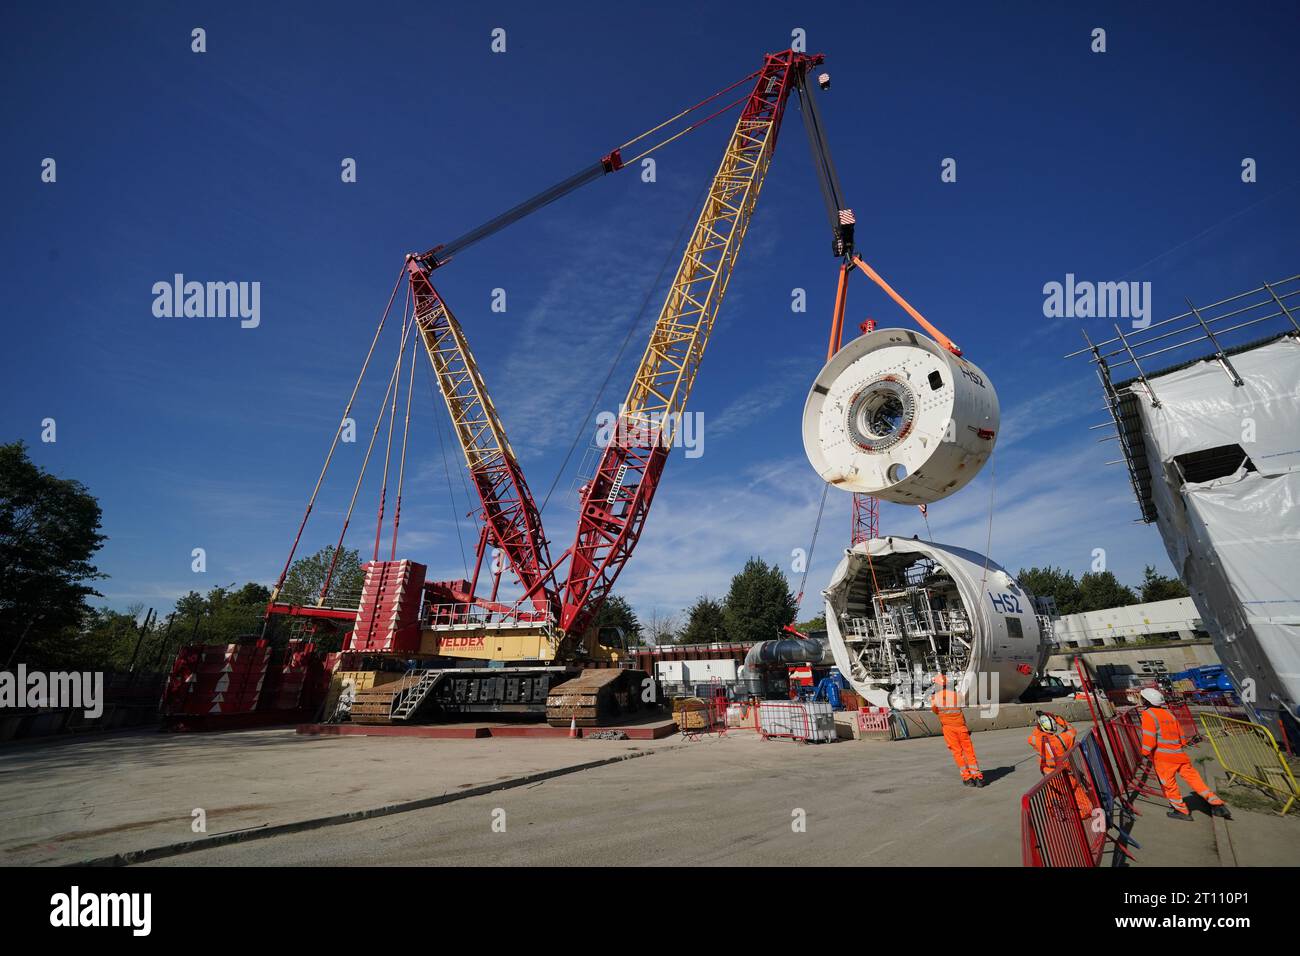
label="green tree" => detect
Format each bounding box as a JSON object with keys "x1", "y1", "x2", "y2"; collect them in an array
[
  {"x1": 1139, "y1": 565, "x2": 1189, "y2": 603},
  {"x1": 277, "y1": 545, "x2": 365, "y2": 607},
  {"x1": 207, "y1": 582, "x2": 272, "y2": 638},
  {"x1": 1016, "y1": 566, "x2": 1083, "y2": 615},
  {"x1": 174, "y1": 590, "x2": 207, "y2": 629},
  {"x1": 795, "y1": 614, "x2": 826, "y2": 634},
  {"x1": 593, "y1": 595, "x2": 641, "y2": 644},
  {"x1": 1078, "y1": 571, "x2": 1138, "y2": 612},
  {"x1": 679, "y1": 596, "x2": 726, "y2": 645},
  {"x1": 76, "y1": 604, "x2": 170, "y2": 672},
  {"x1": 171, "y1": 583, "x2": 272, "y2": 646},
  {"x1": 722, "y1": 557, "x2": 798, "y2": 645},
  {"x1": 0, "y1": 441, "x2": 106, "y2": 669}
]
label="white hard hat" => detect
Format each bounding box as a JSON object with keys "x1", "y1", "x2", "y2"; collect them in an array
[{"x1": 1139, "y1": 687, "x2": 1165, "y2": 707}]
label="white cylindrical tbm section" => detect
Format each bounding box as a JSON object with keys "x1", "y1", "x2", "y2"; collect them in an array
[
  {"x1": 823, "y1": 537, "x2": 1046, "y2": 709},
  {"x1": 801, "y1": 328, "x2": 999, "y2": 504}
]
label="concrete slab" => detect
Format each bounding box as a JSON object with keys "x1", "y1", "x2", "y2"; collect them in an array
[
  {"x1": 487, "y1": 725, "x2": 578, "y2": 738},
  {"x1": 147, "y1": 725, "x2": 1297, "y2": 868},
  {"x1": 147, "y1": 730, "x2": 1033, "y2": 866},
  {"x1": 1198, "y1": 752, "x2": 1300, "y2": 867},
  {"x1": 296, "y1": 719, "x2": 679, "y2": 740},
  {"x1": 298, "y1": 724, "x2": 492, "y2": 739},
  {"x1": 489, "y1": 719, "x2": 678, "y2": 740},
  {"x1": 6, "y1": 721, "x2": 1292, "y2": 867},
  {"x1": 1211, "y1": 807, "x2": 1300, "y2": 867},
  {"x1": 0, "y1": 727, "x2": 678, "y2": 865}
]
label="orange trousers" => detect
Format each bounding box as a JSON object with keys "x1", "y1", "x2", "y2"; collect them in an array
[
  {"x1": 942, "y1": 724, "x2": 982, "y2": 780},
  {"x1": 1153, "y1": 753, "x2": 1223, "y2": 814}
]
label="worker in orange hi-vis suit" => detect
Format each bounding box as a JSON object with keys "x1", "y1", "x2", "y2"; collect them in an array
[
  {"x1": 1028, "y1": 713, "x2": 1092, "y2": 818},
  {"x1": 1041, "y1": 711, "x2": 1076, "y2": 746},
  {"x1": 1138, "y1": 688, "x2": 1232, "y2": 822},
  {"x1": 931, "y1": 674, "x2": 983, "y2": 787}
]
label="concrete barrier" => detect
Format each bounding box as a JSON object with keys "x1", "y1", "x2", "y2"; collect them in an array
[{"x1": 834, "y1": 699, "x2": 1107, "y2": 741}]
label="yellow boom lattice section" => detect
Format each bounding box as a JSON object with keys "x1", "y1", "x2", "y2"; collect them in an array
[
  {"x1": 560, "y1": 53, "x2": 814, "y2": 637},
  {"x1": 622, "y1": 103, "x2": 783, "y2": 445}
]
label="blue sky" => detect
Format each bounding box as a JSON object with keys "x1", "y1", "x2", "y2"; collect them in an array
[{"x1": 3, "y1": 1, "x2": 1298, "y2": 625}]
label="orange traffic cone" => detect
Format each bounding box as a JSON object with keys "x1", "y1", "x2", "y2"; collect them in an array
[{"x1": 568, "y1": 716, "x2": 578, "y2": 738}]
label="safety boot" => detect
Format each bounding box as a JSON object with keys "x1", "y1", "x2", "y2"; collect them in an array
[
  {"x1": 962, "y1": 778, "x2": 976, "y2": 787},
  {"x1": 1166, "y1": 810, "x2": 1193, "y2": 821},
  {"x1": 1211, "y1": 805, "x2": 1233, "y2": 820},
  {"x1": 974, "y1": 777, "x2": 985, "y2": 788}
]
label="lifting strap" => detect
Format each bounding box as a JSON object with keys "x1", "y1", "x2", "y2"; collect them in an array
[{"x1": 851, "y1": 255, "x2": 962, "y2": 356}]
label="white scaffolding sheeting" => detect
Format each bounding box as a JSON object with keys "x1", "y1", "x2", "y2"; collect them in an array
[{"x1": 1137, "y1": 335, "x2": 1300, "y2": 719}]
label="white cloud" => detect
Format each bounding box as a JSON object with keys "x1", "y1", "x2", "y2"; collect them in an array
[
  {"x1": 997, "y1": 376, "x2": 1101, "y2": 449},
  {"x1": 706, "y1": 355, "x2": 809, "y2": 441}
]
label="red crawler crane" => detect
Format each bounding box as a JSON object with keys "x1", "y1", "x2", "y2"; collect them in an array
[{"x1": 167, "y1": 49, "x2": 871, "y2": 729}]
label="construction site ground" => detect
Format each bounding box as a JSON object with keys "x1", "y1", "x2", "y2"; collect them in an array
[{"x1": 1, "y1": 723, "x2": 1294, "y2": 867}]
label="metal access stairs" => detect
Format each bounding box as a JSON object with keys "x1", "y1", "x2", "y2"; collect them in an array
[{"x1": 390, "y1": 670, "x2": 445, "y2": 722}]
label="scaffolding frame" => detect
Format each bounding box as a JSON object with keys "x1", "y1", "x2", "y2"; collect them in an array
[{"x1": 1066, "y1": 274, "x2": 1300, "y2": 522}]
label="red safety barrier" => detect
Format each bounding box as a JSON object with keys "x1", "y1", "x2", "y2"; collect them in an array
[
  {"x1": 1075, "y1": 658, "x2": 1163, "y2": 803},
  {"x1": 682, "y1": 681, "x2": 729, "y2": 740},
  {"x1": 1278, "y1": 715, "x2": 1296, "y2": 757},
  {"x1": 1020, "y1": 729, "x2": 1108, "y2": 867},
  {"x1": 856, "y1": 707, "x2": 891, "y2": 735},
  {"x1": 1105, "y1": 707, "x2": 1165, "y2": 801},
  {"x1": 725, "y1": 699, "x2": 762, "y2": 732},
  {"x1": 1022, "y1": 659, "x2": 1173, "y2": 866},
  {"x1": 1108, "y1": 709, "x2": 1144, "y2": 782},
  {"x1": 757, "y1": 700, "x2": 812, "y2": 741},
  {"x1": 1025, "y1": 656, "x2": 1233, "y2": 866},
  {"x1": 1168, "y1": 701, "x2": 1200, "y2": 745}
]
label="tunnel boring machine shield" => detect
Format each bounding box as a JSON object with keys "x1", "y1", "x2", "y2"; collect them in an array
[{"x1": 801, "y1": 328, "x2": 999, "y2": 504}]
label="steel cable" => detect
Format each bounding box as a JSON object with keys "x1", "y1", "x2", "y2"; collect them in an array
[
  {"x1": 537, "y1": 173, "x2": 712, "y2": 515},
  {"x1": 424, "y1": 361, "x2": 471, "y2": 579},
  {"x1": 272, "y1": 263, "x2": 407, "y2": 596}
]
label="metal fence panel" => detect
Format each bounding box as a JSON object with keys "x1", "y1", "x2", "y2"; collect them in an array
[{"x1": 1200, "y1": 713, "x2": 1299, "y2": 815}]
